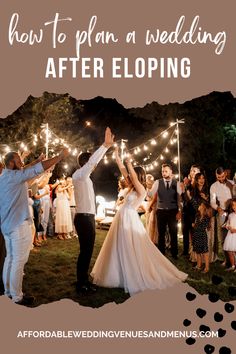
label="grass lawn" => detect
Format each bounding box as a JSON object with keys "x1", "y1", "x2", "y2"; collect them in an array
[{"x1": 23, "y1": 229, "x2": 236, "y2": 308}]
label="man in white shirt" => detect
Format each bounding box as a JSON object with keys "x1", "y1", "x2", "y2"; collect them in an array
[
  {"x1": 210, "y1": 166, "x2": 234, "y2": 267},
  {"x1": 0, "y1": 148, "x2": 69, "y2": 305},
  {"x1": 72, "y1": 127, "x2": 114, "y2": 293},
  {"x1": 149, "y1": 164, "x2": 182, "y2": 259}
]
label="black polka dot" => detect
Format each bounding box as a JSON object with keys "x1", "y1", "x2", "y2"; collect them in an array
[
  {"x1": 211, "y1": 275, "x2": 223, "y2": 285},
  {"x1": 186, "y1": 292, "x2": 196, "y2": 301},
  {"x1": 183, "y1": 319, "x2": 191, "y2": 327},
  {"x1": 208, "y1": 293, "x2": 220, "y2": 303},
  {"x1": 204, "y1": 344, "x2": 215, "y2": 354},
  {"x1": 217, "y1": 328, "x2": 226, "y2": 337},
  {"x1": 228, "y1": 286, "x2": 236, "y2": 297},
  {"x1": 196, "y1": 308, "x2": 207, "y2": 318},
  {"x1": 231, "y1": 321, "x2": 236, "y2": 330},
  {"x1": 214, "y1": 312, "x2": 223, "y2": 322},
  {"x1": 186, "y1": 337, "x2": 196, "y2": 345},
  {"x1": 219, "y1": 347, "x2": 231, "y2": 354},
  {"x1": 199, "y1": 325, "x2": 210, "y2": 333},
  {"x1": 224, "y1": 303, "x2": 234, "y2": 313}
]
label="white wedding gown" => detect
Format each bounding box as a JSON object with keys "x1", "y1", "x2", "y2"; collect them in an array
[{"x1": 91, "y1": 189, "x2": 187, "y2": 296}]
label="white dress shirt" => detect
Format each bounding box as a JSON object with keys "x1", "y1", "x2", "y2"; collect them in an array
[
  {"x1": 210, "y1": 180, "x2": 234, "y2": 210},
  {"x1": 149, "y1": 178, "x2": 182, "y2": 197},
  {"x1": 72, "y1": 145, "x2": 108, "y2": 214},
  {"x1": 148, "y1": 178, "x2": 182, "y2": 210},
  {"x1": 0, "y1": 162, "x2": 44, "y2": 234}
]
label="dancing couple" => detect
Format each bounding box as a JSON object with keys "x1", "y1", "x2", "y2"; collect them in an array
[{"x1": 73, "y1": 127, "x2": 187, "y2": 296}]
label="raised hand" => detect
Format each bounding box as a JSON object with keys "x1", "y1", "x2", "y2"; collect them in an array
[
  {"x1": 125, "y1": 156, "x2": 131, "y2": 165},
  {"x1": 104, "y1": 127, "x2": 115, "y2": 148}
]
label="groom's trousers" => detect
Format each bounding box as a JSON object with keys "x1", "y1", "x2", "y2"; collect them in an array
[
  {"x1": 74, "y1": 213, "x2": 95, "y2": 286},
  {"x1": 156, "y1": 208, "x2": 178, "y2": 257}
]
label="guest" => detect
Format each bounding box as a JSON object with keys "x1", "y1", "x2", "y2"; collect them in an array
[
  {"x1": 186, "y1": 172, "x2": 214, "y2": 263},
  {"x1": 223, "y1": 198, "x2": 236, "y2": 271},
  {"x1": 146, "y1": 174, "x2": 158, "y2": 244},
  {"x1": 31, "y1": 179, "x2": 49, "y2": 245},
  {"x1": 0, "y1": 149, "x2": 68, "y2": 305},
  {"x1": 55, "y1": 179, "x2": 73, "y2": 240},
  {"x1": 38, "y1": 182, "x2": 51, "y2": 241},
  {"x1": 28, "y1": 189, "x2": 36, "y2": 249},
  {"x1": 66, "y1": 177, "x2": 77, "y2": 237},
  {"x1": 72, "y1": 127, "x2": 114, "y2": 293},
  {"x1": 149, "y1": 164, "x2": 182, "y2": 259},
  {"x1": 192, "y1": 201, "x2": 213, "y2": 273},
  {"x1": 181, "y1": 165, "x2": 201, "y2": 255},
  {"x1": 210, "y1": 167, "x2": 234, "y2": 267},
  {"x1": 115, "y1": 177, "x2": 129, "y2": 209}
]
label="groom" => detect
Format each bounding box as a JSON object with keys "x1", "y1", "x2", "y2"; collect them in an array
[{"x1": 72, "y1": 127, "x2": 114, "y2": 293}]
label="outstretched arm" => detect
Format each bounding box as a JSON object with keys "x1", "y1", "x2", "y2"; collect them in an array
[
  {"x1": 18, "y1": 149, "x2": 69, "y2": 184},
  {"x1": 41, "y1": 149, "x2": 69, "y2": 171},
  {"x1": 114, "y1": 146, "x2": 129, "y2": 179},
  {"x1": 125, "y1": 157, "x2": 145, "y2": 196},
  {"x1": 73, "y1": 127, "x2": 115, "y2": 181},
  {"x1": 23, "y1": 153, "x2": 45, "y2": 168}
]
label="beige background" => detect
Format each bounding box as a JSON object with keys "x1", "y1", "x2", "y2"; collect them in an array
[
  {"x1": 0, "y1": 0, "x2": 235, "y2": 117},
  {"x1": 0, "y1": 0, "x2": 236, "y2": 353}
]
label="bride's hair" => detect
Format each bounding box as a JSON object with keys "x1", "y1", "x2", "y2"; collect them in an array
[{"x1": 134, "y1": 166, "x2": 146, "y2": 189}]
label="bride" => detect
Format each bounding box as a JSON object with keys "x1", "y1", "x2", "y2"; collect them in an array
[{"x1": 91, "y1": 148, "x2": 187, "y2": 296}]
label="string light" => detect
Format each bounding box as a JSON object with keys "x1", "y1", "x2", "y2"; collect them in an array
[
  {"x1": 104, "y1": 155, "x2": 108, "y2": 164},
  {"x1": 0, "y1": 119, "x2": 182, "y2": 178},
  {"x1": 162, "y1": 131, "x2": 168, "y2": 138}
]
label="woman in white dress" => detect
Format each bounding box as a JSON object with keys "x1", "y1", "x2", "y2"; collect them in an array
[
  {"x1": 223, "y1": 198, "x2": 236, "y2": 271},
  {"x1": 55, "y1": 179, "x2": 73, "y2": 240},
  {"x1": 91, "y1": 148, "x2": 187, "y2": 296}
]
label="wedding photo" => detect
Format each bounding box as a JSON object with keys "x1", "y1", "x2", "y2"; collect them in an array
[
  {"x1": 0, "y1": 91, "x2": 235, "y2": 308},
  {"x1": 1, "y1": 1, "x2": 236, "y2": 354}
]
